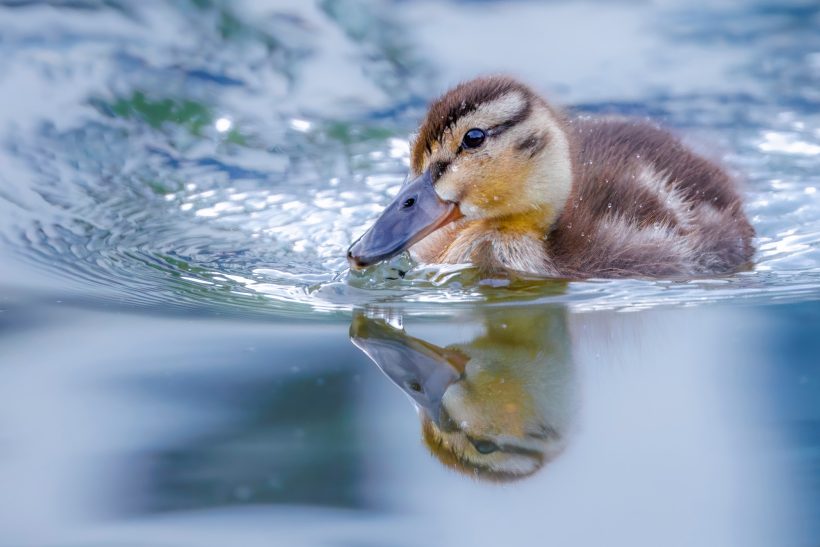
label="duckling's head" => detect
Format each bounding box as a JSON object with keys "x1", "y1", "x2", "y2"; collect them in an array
[{"x1": 348, "y1": 76, "x2": 573, "y2": 269}]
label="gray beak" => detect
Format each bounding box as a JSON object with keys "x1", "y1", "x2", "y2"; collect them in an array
[
  {"x1": 347, "y1": 169, "x2": 461, "y2": 269},
  {"x1": 349, "y1": 313, "x2": 467, "y2": 424}
]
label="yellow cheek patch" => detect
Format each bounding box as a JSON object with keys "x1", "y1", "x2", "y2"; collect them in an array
[
  {"x1": 464, "y1": 372, "x2": 534, "y2": 437},
  {"x1": 453, "y1": 151, "x2": 551, "y2": 229}
]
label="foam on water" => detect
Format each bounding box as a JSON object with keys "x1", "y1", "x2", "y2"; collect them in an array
[{"x1": 0, "y1": 0, "x2": 818, "y2": 318}]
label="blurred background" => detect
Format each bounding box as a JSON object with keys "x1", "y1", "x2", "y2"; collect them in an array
[{"x1": 0, "y1": 1, "x2": 819, "y2": 546}]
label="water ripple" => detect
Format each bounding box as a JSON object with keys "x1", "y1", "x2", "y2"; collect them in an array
[{"x1": 1, "y1": 0, "x2": 819, "y2": 318}]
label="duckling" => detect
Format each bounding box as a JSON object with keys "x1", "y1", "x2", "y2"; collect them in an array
[
  {"x1": 350, "y1": 307, "x2": 577, "y2": 481},
  {"x1": 348, "y1": 76, "x2": 755, "y2": 277}
]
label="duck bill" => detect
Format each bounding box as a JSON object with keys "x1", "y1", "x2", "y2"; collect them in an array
[
  {"x1": 350, "y1": 313, "x2": 467, "y2": 424},
  {"x1": 347, "y1": 169, "x2": 461, "y2": 269}
]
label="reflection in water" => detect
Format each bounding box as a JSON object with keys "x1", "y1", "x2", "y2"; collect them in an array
[{"x1": 351, "y1": 307, "x2": 578, "y2": 481}]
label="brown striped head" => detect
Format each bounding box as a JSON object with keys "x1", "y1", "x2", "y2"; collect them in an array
[
  {"x1": 348, "y1": 76, "x2": 574, "y2": 269},
  {"x1": 414, "y1": 77, "x2": 573, "y2": 220}
]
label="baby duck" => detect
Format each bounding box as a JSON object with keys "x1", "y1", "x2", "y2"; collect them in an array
[{"x1": 348, "y1": 76, "x2": 755, "y2": 277}]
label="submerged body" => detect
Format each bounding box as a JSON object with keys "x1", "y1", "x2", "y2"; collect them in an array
[{"x1": 348, "y1": 77, "x2": 754, "y2": 278}]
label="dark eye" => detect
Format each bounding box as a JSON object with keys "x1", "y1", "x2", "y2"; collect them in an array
[
  {"x1": 471, "y1": 438, "x2": 499, "y2": 455},
  {"x1": 462, "y1": 128, "x2": 486, "y2": 149},
  {"x1": 407, "y1": 381, "x2": 422, "y2": 392},
  {"x1": 402, "y1": 197, "x2": 416, "y2": 209}
]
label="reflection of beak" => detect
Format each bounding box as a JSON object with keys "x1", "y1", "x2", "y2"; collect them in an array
[
  {"x1": 350, "y1": 313, "x2": 468, "y2": 424},
  {"x1": 347, "y1": 169, "x2": 462, "y2": 269}
]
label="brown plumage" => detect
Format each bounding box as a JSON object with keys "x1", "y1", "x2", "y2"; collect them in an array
[
  {"x1": 550, "y1": 118, "x2": 756, "y2": 277},
  {"x1": 348, "y1": 76, "x2": 755, "y2": 278}
]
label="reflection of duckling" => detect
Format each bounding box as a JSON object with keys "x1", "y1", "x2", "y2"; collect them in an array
[
  {"x1": 350, "y1": 307, "x2": 577, "y2": 481},
  {"x1": 348, "y1": 76, "x2": 754, "y2": 277}
]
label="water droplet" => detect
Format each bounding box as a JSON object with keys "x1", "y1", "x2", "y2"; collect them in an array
[
  {"x1": 215, "y1": 117, "x2": 232, "y2": 132},
  {"x1": 290, "y1": 118, "x2": 312, "y2": 132}
]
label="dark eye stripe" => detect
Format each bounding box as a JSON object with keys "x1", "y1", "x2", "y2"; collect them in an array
[
  {"x1": 487, "y1": 100, "x2": 533, "y2": 137},
  {"x1": 516, "y1": 131, "x2": 549, "y2": 158},
  {"x1": 430, "y1": 160, "x2": 450, "y2": 182}
]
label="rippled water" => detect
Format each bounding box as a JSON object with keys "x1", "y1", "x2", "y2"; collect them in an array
[{"x1": 1, "y1": 0, "x2": 819, "y2": 316}]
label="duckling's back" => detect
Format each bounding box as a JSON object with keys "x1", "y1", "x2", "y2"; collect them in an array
[{"x1": 549, "y1": 118, "x2": 755, "y2": 278}]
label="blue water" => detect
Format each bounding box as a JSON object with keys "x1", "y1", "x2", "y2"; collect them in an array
[{"x1": 0, "y1": 1, "x2": 819, "y2": 546}]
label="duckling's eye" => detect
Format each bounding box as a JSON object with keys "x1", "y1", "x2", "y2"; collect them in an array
[
  {"x1": 462, "y1": 128, "x2": 486, "y2": 149},
  {"x1": 470, "y1": 438, "x2": 500, "y2": 455}
]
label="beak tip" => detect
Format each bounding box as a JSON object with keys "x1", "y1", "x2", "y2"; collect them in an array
[{"x1": 347, "y1": 248, "x2": 368, "y2": 271}]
